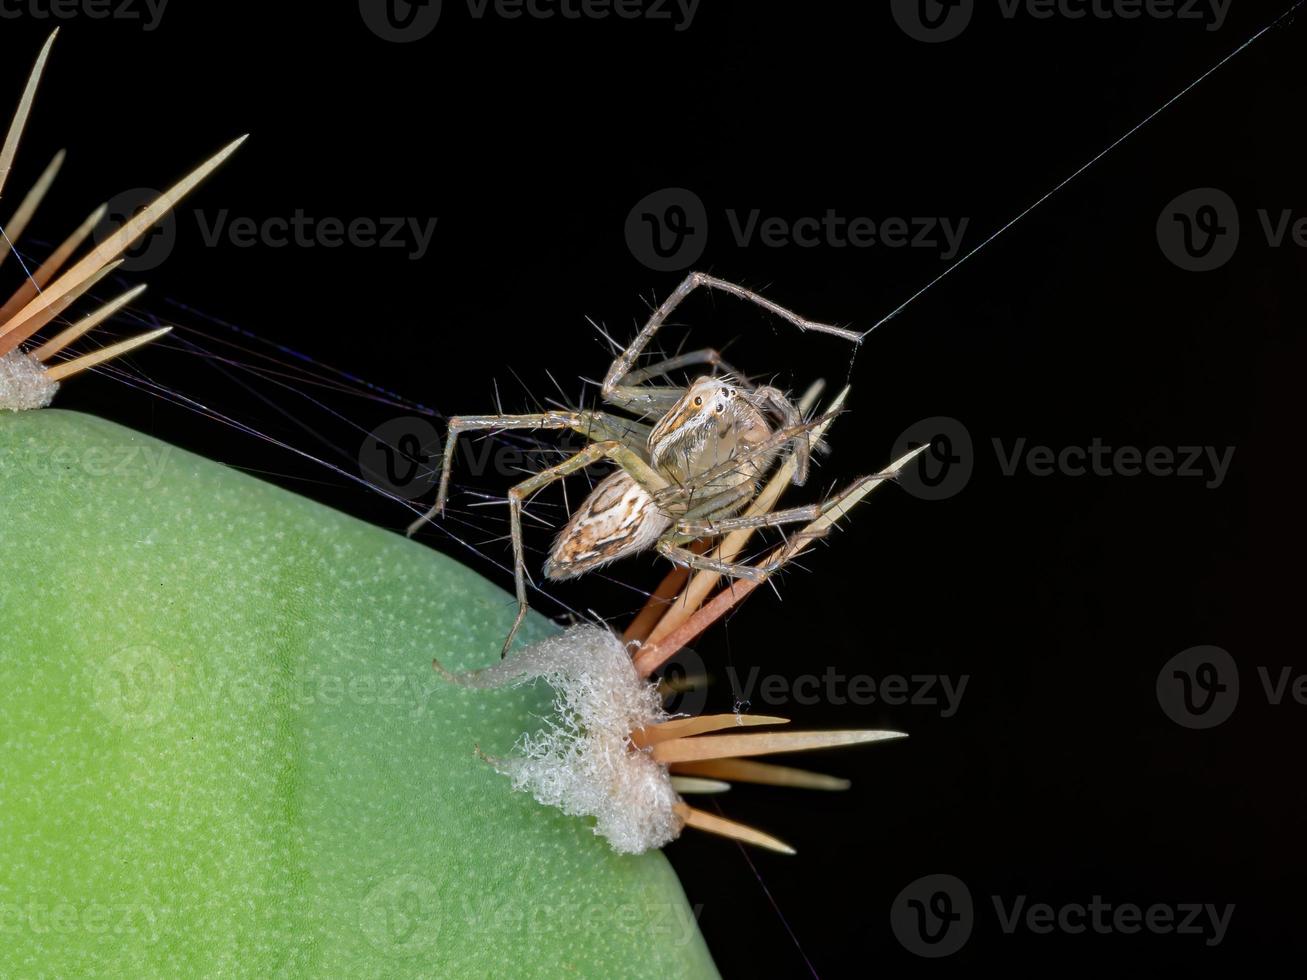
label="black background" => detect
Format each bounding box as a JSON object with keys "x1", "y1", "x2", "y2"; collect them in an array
[{"x1": 5, "y1": 0, "x2": 1303, "y2": 973}]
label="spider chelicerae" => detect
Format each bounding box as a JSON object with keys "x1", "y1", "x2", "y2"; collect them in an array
[{"x1": 408, "y1": 272, "x2": 904, "y2": 656}]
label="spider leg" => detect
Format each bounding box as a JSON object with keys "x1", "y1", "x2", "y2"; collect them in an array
[
  {"x1": 678, "y1": 482, "x2": 757, "y2": 523},
  {"x1": 683, "y1": 461, "x2": 911, "y2": 540},
  {"x1": 604, "y1": 346, "x2": 748, "y2": 416},
  {"x1": 658, "y1": 452, "x2": 918, "y2": 585},
  {"x1": 675, "y1": 501, "x2": 825, "y2": 538},
  {"x1": 749, "y1": 384, "x2": 810, "y2": 486},
  {"x1": 656, "y1": 539, "x2": 780, "y2": 583},
  {"x1": 502, "y1": 439, "x2": 670, "y2": 656},
  {"x1": 602, "y1": 272, "x2": 858, "y2": 410},
  {"x1": 404, "y1": 410, "x2": 649, "y2": 535}
]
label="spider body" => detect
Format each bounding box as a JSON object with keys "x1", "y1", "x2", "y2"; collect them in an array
[
  {"x1": 544, "y1": 376, "x2": 789, "y2": 581},
  {"x1": 407, "y1": 272, "x2": 865, "y2": 655}
]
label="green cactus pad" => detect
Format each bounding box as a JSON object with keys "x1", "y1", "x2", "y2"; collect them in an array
[{"x1": 0, "y1": 409, "x2": 717, "y2": 979}]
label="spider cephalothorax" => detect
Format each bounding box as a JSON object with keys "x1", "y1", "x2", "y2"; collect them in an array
[
  {"x1": 648, "y1": 376, "x2": 805, "y2": 486},
  {"x1": 407, "y1": 272, "x2": 866, "y2": 655}
]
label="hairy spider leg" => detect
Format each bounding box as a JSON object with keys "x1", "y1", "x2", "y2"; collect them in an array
[
  {"x1": 404, "y1": 410, "x2": 650, "y2": 535},
  {"x1": 602, "y1": 345, "x2": 746, "y2": 417},
  {"x1": 601, "y1": 272, "x2": 859, "y2": 412},
  {"x1": 502, "y1": 440, "x2": 670, "y2": 656}
]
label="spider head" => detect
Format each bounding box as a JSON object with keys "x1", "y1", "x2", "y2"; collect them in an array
[{"x1": 649, "y1": 376, "x2": 770, "y2": 480}]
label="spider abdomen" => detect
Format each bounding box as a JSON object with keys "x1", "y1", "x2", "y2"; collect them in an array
[{"x1": 543, "y1": 471, "x2": 673, "y2": 580}]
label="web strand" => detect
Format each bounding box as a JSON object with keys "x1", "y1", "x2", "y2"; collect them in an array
[{"x1": 859, "y1": 0, "x2": 1306, "y2": 339}]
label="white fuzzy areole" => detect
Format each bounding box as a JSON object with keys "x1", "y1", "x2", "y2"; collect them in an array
[
  {"x1": 450, "y1": 624, "x2": 682, "y2": 854},
  {"x1": 0, "y1": 349, "x2": 58, "y2": 412}
]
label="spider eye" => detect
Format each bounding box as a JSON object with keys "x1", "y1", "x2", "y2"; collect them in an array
[
  {"x1": 693, "y1": 396, "x2": 703, "y2": 407},
  {"x1": 715, "y1": 402, "x2": 725, "y2": 413}
]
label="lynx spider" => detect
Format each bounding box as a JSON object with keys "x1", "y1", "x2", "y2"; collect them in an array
[{"x1": 408, "y1": 272, "x2": 885, "y2": 656}]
